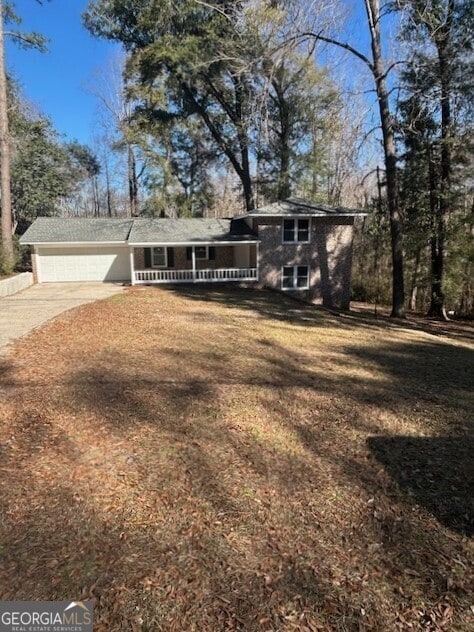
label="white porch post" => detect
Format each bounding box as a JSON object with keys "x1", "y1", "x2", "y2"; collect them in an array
[
  {"x1": 192, "y1": 246, "x2": 196, "y2": 282},
  {"x1": 34, "y1": 246, "x2": 42, "y2": 284},
  {"x1": 130, "y1": 247, "x2": 135, "y2": 285},
  {"x1": 256, "y1": 242, "x2": 260, "y2": 281}
]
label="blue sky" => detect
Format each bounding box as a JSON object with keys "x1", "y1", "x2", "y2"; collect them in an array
[
  {"x1": 4, "y1": 1, "x2": 398, "y2": 155},
  {"x1": 6, "y1": 1, "x2": 118, "y2": 144}
]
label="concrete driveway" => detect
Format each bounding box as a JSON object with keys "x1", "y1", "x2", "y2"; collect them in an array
[{"x1": 0, "y1": 282, "x2": 125, "y2": 355}]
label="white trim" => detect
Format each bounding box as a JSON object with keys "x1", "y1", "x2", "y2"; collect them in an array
[
  {"x1": 151, "y1": 246, "x2": 168, "y2": 268},
  {"x1": 134, "y1": 268, "x2": 258, "y2": 284},
  {"x1": 128, "y1": 240, "x2": 259, "y2": 247},
  {"x1": 26, "y1": 240, "x2": 259, "y2": 247},
  {"x1": 191, "y1": 247, "x2": 197, "y2": 281},
  {"x1": 234, "y1": 212, "x2": 366, "y2": 219},
  {"x1": 194, "y1": 245, "x2": 209, "y2": 260},
  {"x1": 282, "y1": 218, "x2": 311, "y2": 244},
  {"x1": 34, "y1": 247, "x2": 42, "y2": 284},
  {"x1": 281, "y1": 265, "x2": 309, "y2": 291},
  {"x1": 256, "y1": 242, "x2": 260, "y2": 280},
  {"x1": 22, "y1": 241, "x2": 129, "y2": 247},
  {"x1": 130, "y1": 248, "x2": 135, "y2": 286}
]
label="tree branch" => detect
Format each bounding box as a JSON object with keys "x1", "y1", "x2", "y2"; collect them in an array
[
  {"x1": 4, "y1": 30, "x2": 47, "y2": 51},
  {"x1": 381, "y1": 60, "x2": 409, "y2": 80},
  {"x1": 295, "y1": 31, "x2": 374, "y2": 72}
]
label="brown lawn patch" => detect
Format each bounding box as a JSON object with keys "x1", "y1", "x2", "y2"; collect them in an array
[{"x1": 0, "y1": 286, "x2": 472, "y2": 631}]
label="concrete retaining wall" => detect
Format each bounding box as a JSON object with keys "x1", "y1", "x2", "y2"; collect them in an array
[{"x1": 0, "y1": 272, "x2": 34, "y2": 298}]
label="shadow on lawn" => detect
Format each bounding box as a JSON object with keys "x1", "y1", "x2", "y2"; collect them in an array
[
  {"x1": 1, "y1": 287, "x2": 473, "y2": 629},
  {"x1": 0, "y1": 476, "x2": 371, "y2": 631},
  {"x1": 367, "y1": 435, "x2": 474, "y2": 536},
  {"x1": 0, "y1": 359, "x2": 13, "y2": 384},
  {"x1": 344, "y1": 340, "x2": 473, "y2": 394},
  {"x1": 62, "y1": 354, "x2": 472, "y2": 627},
  {"x1": 161, "y1": 284, "x2": 332, "y2": 325},
  {"x1": 0, "y1": 369, "x2": 376, "y2": 628},
  {"x1": 162, "y1": 283, "x2": 474, "y2": 342}
]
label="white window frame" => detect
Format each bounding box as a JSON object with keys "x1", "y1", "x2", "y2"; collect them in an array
[
  {"x1": 281, "y1": 265, "x2": 309, "y2": 291},
  {"x1": 282, "y1": 218, "x2": 311, "y2": 244},
  {"x1": 151, "y1": 246, "x2": 168, "y2": 268},
  {"x1": 194, "y1": 246, "x2": 209, "y2": 260}
]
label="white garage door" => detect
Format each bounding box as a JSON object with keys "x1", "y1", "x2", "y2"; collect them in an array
[{"x1": 37, "y1": 246, "x2": 131, "y2": 282}]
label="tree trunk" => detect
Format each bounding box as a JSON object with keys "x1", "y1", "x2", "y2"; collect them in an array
[
  {"x1": 426, "y1": 143, "x2": 446, "y2": 318},
  {"x1": 128, "y1": 144, "x2": 138, "y2": 217},
  {"x1": 233, "y1": 77, "x2": 255, "y2": 211},
  {"x1": 183, "y1": 80, "x2": 255, "y2": 212},
  {"x1": 272, "y1": 78, "x2": 291, "y2": 200},
  {"x1": 409, "y1": 246, "x2": 421, "y2": 311},
  {"x1": 104, "y1": 157, "x2": 112, "y2": 217},
  {"x1": 459, "y1": 200, "x2": 473, "y2": 315},
  {"x1": 93, "y1": 176, "x2": 100, "y2": 217},
  {"x1": 0, "y1": 0, "x2": 14, "y2": 271},
  {"x1": 427, "y1": 10, "x2": 452, "y2": 320},
  {"x1": 428, "y1": 229, "x2": 446, "y2": 317},
  {"x1": 365, "y1": 0, "x2": 405, "y2": 317},
  {"x1": 277, "y1": 124, "x2": 291, "y2": 200},
  {"x1": 241, "y1": 168, "x2": 254, "y2": 212}
]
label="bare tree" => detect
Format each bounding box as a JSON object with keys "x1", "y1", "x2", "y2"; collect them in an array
[
  {"x1": 88, "y1": 52, "x2": 142, "y2": 217},
  {"x1": 298, "y1": 0, "x2": 406, "y2": 317}
]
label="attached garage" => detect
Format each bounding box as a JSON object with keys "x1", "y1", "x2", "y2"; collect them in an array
[
  {"x1": 36, "y1": 246, "x2": 131, "y2": 283},
  {"x1": 20, "y1": 218, "x2": 135, "y2": 284}
]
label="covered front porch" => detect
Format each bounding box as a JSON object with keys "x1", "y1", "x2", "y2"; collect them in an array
[{"x1": 130, "y1": 242, "x2": 258, "y2": 285}]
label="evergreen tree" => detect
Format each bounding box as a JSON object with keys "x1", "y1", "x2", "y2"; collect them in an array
[
  {"x1": 397, "y1": 0, "x2": 474, "y2": 317},
  {"x1": 0, "y1": 0, "x2": 47, "y2": 272}
]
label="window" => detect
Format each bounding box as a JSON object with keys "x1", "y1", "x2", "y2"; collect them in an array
[
  {"x1": 186, "y1": 246, "x2": 215, "y2": 261},
  {"x1": 282, "y1": 265, "x2": 309, "y2": 290},
  {"x1": 195, "y1": 246, "x2": 209, "y2": 260},
  {"x1": 152, "y1": 247, "x2": 167, "y2": 268},
  {"x1": 282, "y1": 218, "x2": 310, "y2": 243}
]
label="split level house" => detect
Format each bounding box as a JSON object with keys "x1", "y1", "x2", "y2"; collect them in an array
[{"x1": 20, "y1": 198, "x2": 366, "y2": 309}]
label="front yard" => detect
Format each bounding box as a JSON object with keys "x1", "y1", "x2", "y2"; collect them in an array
[{"x1": 0, "y1": 286, "x2": 472, "y2": 631}]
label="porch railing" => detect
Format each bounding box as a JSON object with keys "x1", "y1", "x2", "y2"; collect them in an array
[{"x1": 134, "y1": 268, "x2": 258, "y2": 284}]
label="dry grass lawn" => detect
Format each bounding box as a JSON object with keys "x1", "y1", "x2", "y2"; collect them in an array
[{"x1": 0, "y1": 286, "x2": 472, "y2": 631}]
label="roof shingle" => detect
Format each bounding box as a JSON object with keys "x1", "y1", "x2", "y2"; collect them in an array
[
  {"x1": 241, "y1": 197, "x2": 365, "y2": 217},
  {"x1": 20, "y1": 217, "x2": 258, "y2": 245},
  {"x1": 19, "y1": 218, "x2": 134, "y2": 244},
  {"x1": 127, "y1": 218, "x2": 257, "y2": 244}
]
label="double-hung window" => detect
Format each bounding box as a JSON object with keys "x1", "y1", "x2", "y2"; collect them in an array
[
  {"x1": 152, "y1": 247, "x2": 167, "y2": 268},
  {"x1": 282, "y1": 218, "x2": 310, "y2": 243},
  {"x1": 282, "y1": 265, "x2": 309, "y2": 290},
  {"x1": 194, "y1": 246, "x2": 209, "y2": 260}
]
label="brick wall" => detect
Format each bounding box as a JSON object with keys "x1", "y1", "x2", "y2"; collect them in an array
[
  {"x1": 133, "y1": 248, "x2": 145, "y2": 269},
  {"x1": 134, "y1": 246, "x2": 236, "y2": 270},
  {"x1": 256, "y1": 217, "x2": 355, "y2": 309}
]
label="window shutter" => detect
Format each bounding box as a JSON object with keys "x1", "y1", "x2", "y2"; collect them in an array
[
  {"x1": 167, "y1": 247, "x2": 174, "y2": 268},
  {"x1": 186, "y1": 247, "x2": 192, "y2": 261},
  {"x1": 209, "y1": 246, "x2": 216, "y2": 260},
  {"x1": 144, "y1": 248, "x2": 151, "y2": 268}
]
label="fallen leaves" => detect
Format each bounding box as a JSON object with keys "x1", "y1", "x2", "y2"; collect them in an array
[{"x1": 0, "y1": 286, "x2": 472, "y2": 630}]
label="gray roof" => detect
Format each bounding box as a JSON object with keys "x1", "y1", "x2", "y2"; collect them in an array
[
  {"x1": 20, "y1": 217, "x2": 258, "y2": 245},
  {"x1": 241, "y1": 197, "x2": 366, "y2": 217},
  {"x1": 128, "y1": 218, "x2": 257, "y2": 244},
  {"x1": 20, "y1": 217, "x2": 134, "y2": 244}
]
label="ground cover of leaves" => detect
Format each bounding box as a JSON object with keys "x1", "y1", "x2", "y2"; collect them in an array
[{"x1": 0, "y1": 286, "x2": 472, "y2": 631}]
